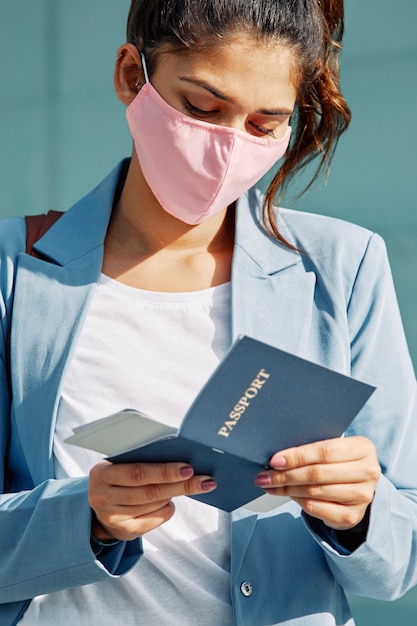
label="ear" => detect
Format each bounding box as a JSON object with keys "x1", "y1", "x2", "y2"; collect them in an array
[{"x1": 114, "y1": 43, "x2": 145, "y2": 106}]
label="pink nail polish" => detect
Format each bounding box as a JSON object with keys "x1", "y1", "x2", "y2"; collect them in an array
[
  {"x1": 255, "y1": 473, "x2": 272, "y2": 487},
  {"x1": 201, "y1": 479, "x2": 217, "y2": 492},
  {"x1": 179, "y1": 465, "x2": 194, "y2": 478}
]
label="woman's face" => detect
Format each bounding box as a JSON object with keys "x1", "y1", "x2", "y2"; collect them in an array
[{"x1": 149, "y1": 33, "x2": 299, "y2": 140}]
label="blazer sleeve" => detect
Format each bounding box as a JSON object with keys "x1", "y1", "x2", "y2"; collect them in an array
[
  {"x1": 307, "y1": 232, "x2": 417, "y2": 600},
  {"x1": 0, "y1": 479, "x2": 142, "y2": 604},
  {"x1": 0, "y1": 219, "x2": 142, "y2": 605}
]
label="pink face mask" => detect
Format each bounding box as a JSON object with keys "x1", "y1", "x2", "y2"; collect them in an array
[{"x1": 126, "y1": 56, "x2": 291, "y2": 225}]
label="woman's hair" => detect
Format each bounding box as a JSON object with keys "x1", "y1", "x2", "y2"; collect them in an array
[{"x1": 126, "y1": 0, "x2": 351, "y2": 247}]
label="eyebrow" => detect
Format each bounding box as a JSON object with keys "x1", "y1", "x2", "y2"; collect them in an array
[{"x1": 179, "y1": 76, "x2": 293, "y2": 116}]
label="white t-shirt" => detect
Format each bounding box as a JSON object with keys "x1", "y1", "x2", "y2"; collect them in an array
[{"x1": 20, "y1": 275, "x2": 234, "y2": 625}]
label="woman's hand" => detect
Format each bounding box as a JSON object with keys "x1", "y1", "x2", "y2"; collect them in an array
[
  {"x1": 89, "y1": 461, "x2": 216, "y2": 541},
  {"x1": 255, "y1": 436, "x2": 381, "y2": 530}
]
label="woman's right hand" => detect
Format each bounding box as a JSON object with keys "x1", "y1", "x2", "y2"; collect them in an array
[{"x1": 88, "y1": 461, "x2": 217, "y2": 541}]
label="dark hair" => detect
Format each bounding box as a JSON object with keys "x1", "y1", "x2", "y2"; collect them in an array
[{"x1": 126, "y1": 0, "x2": 351, "y2": 247}]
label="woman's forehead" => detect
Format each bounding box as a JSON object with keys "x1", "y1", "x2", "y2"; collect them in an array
[{"x1": 153, "y1": 35, "x2": 300, "y2": 102}]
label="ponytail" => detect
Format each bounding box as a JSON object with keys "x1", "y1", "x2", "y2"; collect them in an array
[{"x1": 264, "y1": 0, "x2": 351, "y2": 247}]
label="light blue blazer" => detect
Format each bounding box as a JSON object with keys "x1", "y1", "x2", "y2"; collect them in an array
[{"x1": 1, "y1": 161, "x2": 417, "y2": 625}]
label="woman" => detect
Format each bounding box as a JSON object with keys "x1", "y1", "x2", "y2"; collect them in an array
[{"x1": 1, "y1": 1, "x2": 416, "y2": 624}]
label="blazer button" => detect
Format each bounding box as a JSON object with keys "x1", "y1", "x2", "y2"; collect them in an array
[{"x1": 240, "y1": 582, "x2": 253, "y2": 597}]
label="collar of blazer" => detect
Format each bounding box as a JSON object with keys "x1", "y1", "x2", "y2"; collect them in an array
[
  {"x1": 10, "y1": 159, "x2": 314, "y2": 486},
  {"x1": 31, "y1": 158, "x2": 302, "y2": 275},
  {"x1": 31, "y1": 160, "x2": 127, "y2": 266},
  {"x1": 28, "y1": 158, "x2": 312, "y2": 358}
]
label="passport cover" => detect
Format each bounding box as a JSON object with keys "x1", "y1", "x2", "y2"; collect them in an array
[{"x1": 66, "y1": 335, "x2": 375, "y2": 512}]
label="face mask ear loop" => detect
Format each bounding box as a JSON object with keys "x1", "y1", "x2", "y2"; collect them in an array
[{"x1": 140, "y1": 52, "x2": 151, "y2": 84}]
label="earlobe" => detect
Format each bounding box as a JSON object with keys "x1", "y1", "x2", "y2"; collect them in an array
[{"x1": 114, "y1": 43, "x2": 144, "y2": 106}]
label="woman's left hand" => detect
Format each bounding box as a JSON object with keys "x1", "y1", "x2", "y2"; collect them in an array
[{"x1": 255, "y1": 436, "x2": 381, "y2": 530}]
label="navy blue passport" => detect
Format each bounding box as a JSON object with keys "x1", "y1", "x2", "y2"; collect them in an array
[{"x1": 66, "y1": 336, "x2": 375, "y2": 512}]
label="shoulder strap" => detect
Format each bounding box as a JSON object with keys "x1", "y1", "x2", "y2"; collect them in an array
[
  {"x1": 25, "y1": 210, "x2": 64, "y2": 257},
  {"x1": 5, "y1": 210, "x2": 64, "y2": 394}
]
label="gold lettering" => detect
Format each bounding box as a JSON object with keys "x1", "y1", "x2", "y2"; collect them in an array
[
  {"x1": 217, "y1": 367, "x2": 272, "y2": 439},
  {"x1": 251, "y1": 378, "x2": 264, "y2": 390},
  {"x1": 258, "y1": 368, "x2": 270, "y2": 380}
]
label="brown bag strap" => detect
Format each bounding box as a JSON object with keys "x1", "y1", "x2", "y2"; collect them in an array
[
  {"x1": 25, "y1": 210, "x2": 64, "y2": 257},
  {"x1": 5, "y1": 210, "x2": 64, "y2": 393}
]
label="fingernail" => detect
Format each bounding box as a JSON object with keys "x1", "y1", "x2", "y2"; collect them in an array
[
  {"x1": 271, "y1": 455, "x2": 287, "y2": 469},
  {"x1": 255, "y1": 473, "x2": 272, "y2": 487},
  {"x1": 179, "y1": 465, "x2": 194, "y2": 478},
  {"x1": 200, "y1": 479, "x2": 217, "y2": 492}
]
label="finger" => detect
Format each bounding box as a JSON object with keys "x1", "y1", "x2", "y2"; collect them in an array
[
  {"x1": 270, "y1": 436, "x2": 377, "y2": 470},
  {"x1": 256, "y1": 459, "x2": 380, "y2": 488},
  {"x1": 97, "y1": 499, "x2": 173, "y2": 520},
  {"x1": 93, "y1": 474, "x2": 217, "y2": 508},
  {"x1": 291, "y1": 497, "x2": 369, "y2": 530},
  {"x1": 263, "y1": 482, "x2": 375, "y2": 505},
  {"x1": 90, "y1": 460, "x2": 197, "y2": 487},
  {"x1": 100, "y1": 502, "x2": 177, "y2": 541}
]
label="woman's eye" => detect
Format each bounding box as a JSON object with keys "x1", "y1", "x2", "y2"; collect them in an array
[
  {"x1": 256, "y1": 126, "x2": 275, "y2": 137},
  {"x1": 183, "y1": 99, "x2": 219, "y2": 118},
  {"x1": 248, "y1": 121, "x2": 277, "y2": 137},
  {"x1": 182, "y1": 99, "x2": 282, "y2": 138}
]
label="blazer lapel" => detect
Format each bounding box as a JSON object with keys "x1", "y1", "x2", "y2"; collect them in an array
[
  {"x1": 232, "y1": 189, "x2": 315, "y2": 356},
  {"x1": 230, "y1": 189, "x2": 316, "y2": 561},
  {"x1": 11, "y1": 252, "x2": 101, "y2": 483},
  {"x1": 230, "y1": 507, "x2": 259, "y2": 583},
  {"x1": 9, "y1": 161, "x2": 127, "y2": 483},
  {"x1": 10, "y1": 169, "x2": 316, "y2": 489}
]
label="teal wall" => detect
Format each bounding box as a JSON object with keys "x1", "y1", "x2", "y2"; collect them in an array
[
  {"x1": 1, "y1": 2, "x2": 416, "y2": 623},
  {"x1": 0, "y1": 0, "x2": 131, "y2": 217},
  {"x1": 281, "y1": 0, "x2": 417, "y2": 373}
]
